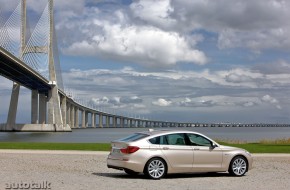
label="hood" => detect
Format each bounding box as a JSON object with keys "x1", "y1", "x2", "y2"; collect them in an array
[{"x1": 219, "y1": 145, "x2": 243, "y2": 151}]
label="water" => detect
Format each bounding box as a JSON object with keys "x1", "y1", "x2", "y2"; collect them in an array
[{"x1": 0, "y1": 127, "x2": 290, "y2": 143}]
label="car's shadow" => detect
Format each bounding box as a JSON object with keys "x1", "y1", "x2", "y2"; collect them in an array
[{"x1": 92, "y1": 172, "x2": 232, "y2": 179}]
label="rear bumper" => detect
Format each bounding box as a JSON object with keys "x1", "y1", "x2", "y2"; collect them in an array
[
  {"x1": 107, "y1": 164, "x2": 124, "y2": 170},
  {"x1": 107, "y1": 155, "x2": 144, "y2": 172}
]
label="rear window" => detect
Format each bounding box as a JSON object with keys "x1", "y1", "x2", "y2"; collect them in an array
[{"x1": 118, "y1": 133, "x2": 149, "y2": 142}]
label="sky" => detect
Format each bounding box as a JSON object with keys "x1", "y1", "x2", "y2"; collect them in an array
[{"x1": 1, "y1": 0, "x2": 290, "y2": 124}]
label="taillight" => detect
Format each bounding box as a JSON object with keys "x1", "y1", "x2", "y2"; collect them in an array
[{"x1": 120, "y1": 146, "x2": 140, "y2": 154}]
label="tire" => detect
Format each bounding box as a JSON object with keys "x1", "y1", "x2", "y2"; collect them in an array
[
  {"x1": 124, "y1": 169, "x2": 139, "y2": 175},
  {"x1": 229, "y1": 156, "x2": 248, "y2": 176},
  {"x1": 144, "y1": 158, "x2": 167, "y2": 180}
]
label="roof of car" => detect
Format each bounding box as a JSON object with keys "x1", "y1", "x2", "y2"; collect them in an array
[{"x1": 138, "y1": 129, "x2": 200, "y2": 136}]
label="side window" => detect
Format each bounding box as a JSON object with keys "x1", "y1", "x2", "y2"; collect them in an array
[
  {"x1": 148, "y1": 135, "x2": 169, "y2": 145},
  {"x1": 149, "y1": 136, "x2": 160, "y2": 144},
  {"x1": 159, "y1": 135, "x2": 168, "y2": 145},
  {"x1": 164, "y1": 133, "x2": 186, "y2": 146},
  {"x1": 187, "y1": 133, "x2": 212, "y2": 147}
]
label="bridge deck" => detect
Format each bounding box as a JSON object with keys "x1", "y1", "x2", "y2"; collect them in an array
[{"x1": 0, "y1": 47, "x2": 51, "y2": 94}]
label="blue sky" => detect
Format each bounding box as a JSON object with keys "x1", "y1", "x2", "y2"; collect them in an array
[{"x1": 1, "y1": 0, "x2": 290, "y2": 124}]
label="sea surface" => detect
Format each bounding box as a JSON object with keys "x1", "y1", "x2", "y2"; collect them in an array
[{"x1": 0, "y1": 127, "x2": 290, "y2": 143}]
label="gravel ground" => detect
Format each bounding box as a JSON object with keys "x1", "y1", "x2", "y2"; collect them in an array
[{"x1": 0, "y1": 150, "x2": 290, "y2": 190}]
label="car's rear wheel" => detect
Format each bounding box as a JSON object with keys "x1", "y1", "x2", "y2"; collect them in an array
[
  {"x1": 124, "y1": 169, "x2": 139, "y2": 175},
  {"x1": 229, "y1": 156, "x2": 248, "y2": 176},
  {"x1": 145, "y1": 158, "x2": 167, "y2": 180}
]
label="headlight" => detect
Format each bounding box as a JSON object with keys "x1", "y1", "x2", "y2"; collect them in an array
[{"x1": 245, "y1": 150, "x2": 251, "y2": 156}]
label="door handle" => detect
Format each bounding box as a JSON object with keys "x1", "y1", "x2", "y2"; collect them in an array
[
  {"x1": 194, "y1": 148, "x2": 200, "y2": 150},
  {"x1": 162, "y1": 147, "x2": 169, "y2": 150}
]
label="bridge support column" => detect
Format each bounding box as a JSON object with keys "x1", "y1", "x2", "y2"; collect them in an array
[
  {"x1": 91, "y1": 113, "x2": 95, "y2": 128},
  {"x1": 6, "y1": 83, "x2": 20, "y2": 130},
  {"x1": 81, "y1": 110, "x2": 85, "y2": 128},
  {"x1": 61, "y1": 96, "x2": 67, "y2": 127},
  {"x1": 120, "y1": 118, "x2": 124, "y2": 128},
  {"x1": 39, "y1": 94, "x2": 47, "y2": 124},
  {"x1": 66, "y1": 102, "x2": 70, "y2": 127},
  {"x1": 70, "y1": 105, "x2": 74, "y2": 128},
  {"x1": 31, "y1": 90, "x2": 39, "y2": 124},
  {"x1": 106, "y1": 116, "x2": 109, "y2": 127},
  {"x1": 47, "y1": 85, "x2": 63, "y2": 128},
  {"x1": 85, "y1": 111, "x2": 88, "y2": 127},
  {"x1": 99, "y1": 113, "x2": 103, "y2": 128},
  {"x1": 74, "y1": 108, "x2": 79, "y2": 128},
  {"x1": 113, "y1": 116, "x2": 116, "y2": 128}
]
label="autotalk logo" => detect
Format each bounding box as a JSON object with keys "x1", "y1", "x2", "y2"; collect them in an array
[{"x1": 5, "y1": 181, "x2": 51, "y2": 189}]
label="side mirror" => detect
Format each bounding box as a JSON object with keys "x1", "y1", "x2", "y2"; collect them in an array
[{"x1": 211, "y1": 143, "x2": 218, "y2": 149}]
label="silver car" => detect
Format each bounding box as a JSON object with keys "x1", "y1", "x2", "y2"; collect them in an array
[{"x1": 107, "y1": 129, "x2": 253, "y2": 179}]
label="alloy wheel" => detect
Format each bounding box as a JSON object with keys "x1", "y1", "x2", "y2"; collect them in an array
[
  {"x1": 146, "y1": 158, "x2": 166, "y2": 179},
  {"x1": 230, "y1": 156, "x2": 247, "y2": 176}
]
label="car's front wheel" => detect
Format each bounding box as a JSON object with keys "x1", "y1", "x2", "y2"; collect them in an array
[
  {"x1": 144, "y1": 158, "x2": 167, "y2": 180},
  {"x1": 229, "y1": 156, "x2": 248, "y2": 176}
]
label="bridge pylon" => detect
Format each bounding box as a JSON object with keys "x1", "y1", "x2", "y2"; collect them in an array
[{"x1": 4, "y1": 0, "x2": 71, "y2": 132}]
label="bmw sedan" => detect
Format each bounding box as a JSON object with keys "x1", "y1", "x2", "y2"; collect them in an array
[{"x1": 107, "y1": 129, "x2": 253, "y2": 179}]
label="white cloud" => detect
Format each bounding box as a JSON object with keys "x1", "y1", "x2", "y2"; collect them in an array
[
  {"x1": 262, "y1": 95, "x2": 278, "y2": 104},
  {"x1": 52, "y1": 0, "x2": 290, "y2": 68},
  {"x1": 64, "y1": 23, "x2": 207, "y2": 67},
  {"x1": 91, "y1": 96, "x2": 110, "y2": 106},
  {"x1": 177, "y1": 96, "x2": 261, "y2": 108},
  {"x1": 62, "y1": 66, "x2": 289, "y2": 113},
  {"x1": 217, "y1": 28, "x2": 290, "y2": 51},
  {"x1": 168, "y1": 0, "x2": 290, "y2": 51},
  {"x1": 130, "y1": 0, "x2": 176, "y2": 29},
  {"x1": 152, "y1": 98, "x2": 172, "y2": 106},
  {"x1": 261, "y1": 95, "x2": 281, "y2": 109}
]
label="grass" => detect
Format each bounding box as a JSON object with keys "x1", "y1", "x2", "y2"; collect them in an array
[
  {"x1": 0, "y1": 142, "x2": 111, "y2": 151},
  {"x1": 213, "y1": 138, "x2": 290, "y2": 153},
  {"x1": 218, "y1": 142, "x2": 290, "y2": 153},
  {"x1": 0, "y1": 138, "x2": 290, "y2": 153}
]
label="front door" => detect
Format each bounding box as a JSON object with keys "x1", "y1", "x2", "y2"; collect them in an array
[{"x1": 186, "y1": 133, "x2": 223, "y2": 172}]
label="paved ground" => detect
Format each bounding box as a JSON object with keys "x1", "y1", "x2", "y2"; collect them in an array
[{"x1": 0, "y1": 150, "x2": 290, "y2": 190}]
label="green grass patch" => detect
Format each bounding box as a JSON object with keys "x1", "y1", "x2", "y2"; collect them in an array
[
  {"x1": 0, "y1": 142, "x2": 111, "y2": 151},
  {"x1": 0, "y1": 142, "x2": 289, "y2": 153},
  {"x1": 219, "y1": 142, "x2": 290, "y2": 153}
]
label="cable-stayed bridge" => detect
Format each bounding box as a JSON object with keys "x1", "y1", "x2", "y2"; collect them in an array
[
  {"x1": 0, "y1": 0, "x2": 289, "y2": 131},
  {"x1": 0, "y1": 0, "x2": 186, "y2": 131}
]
